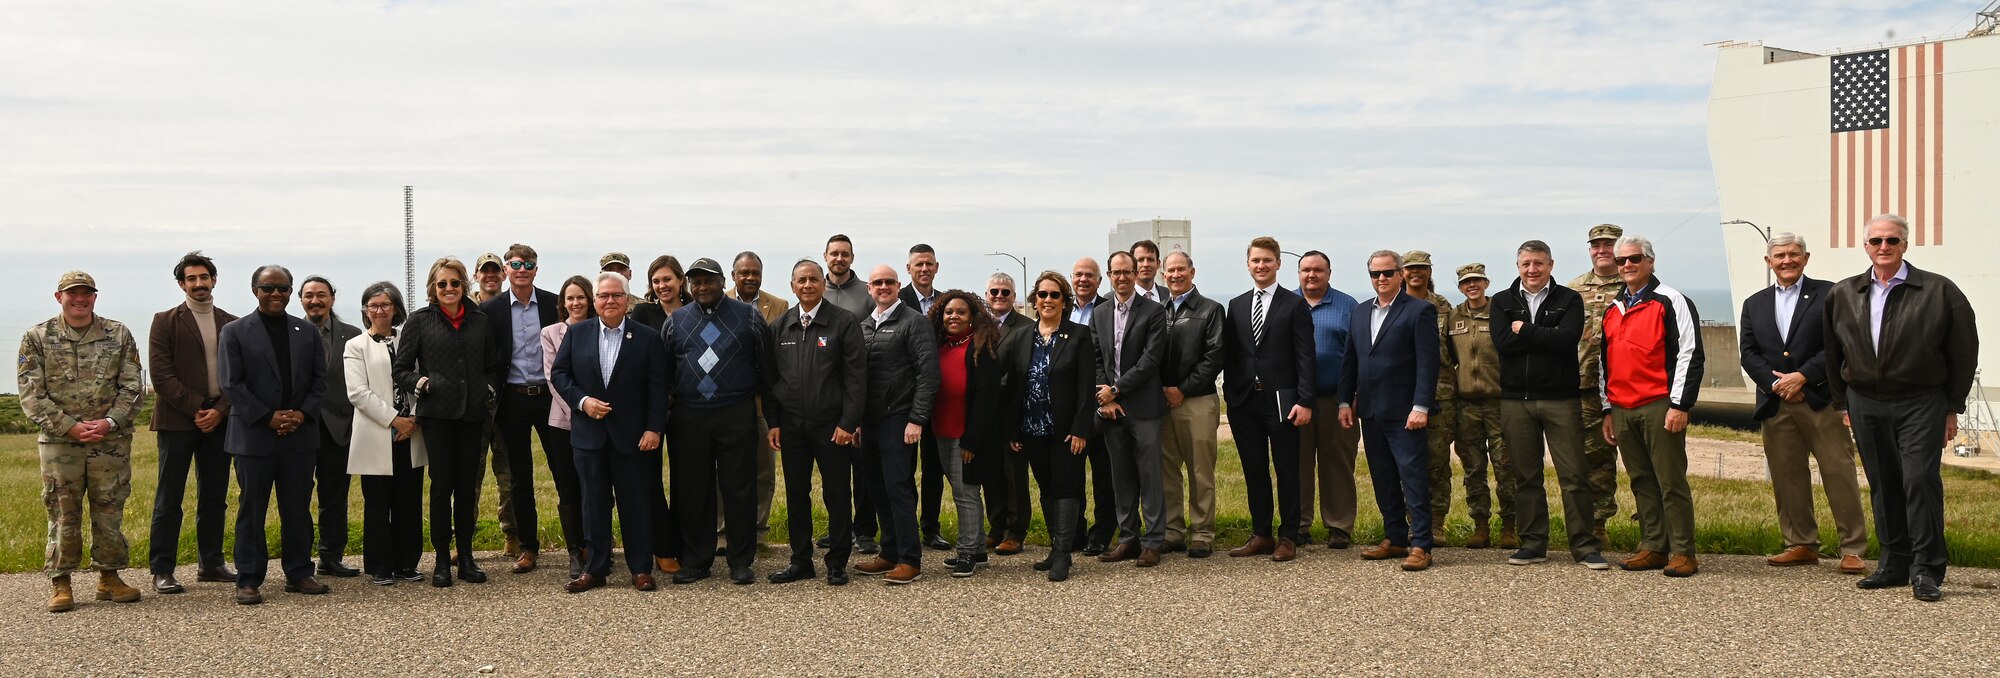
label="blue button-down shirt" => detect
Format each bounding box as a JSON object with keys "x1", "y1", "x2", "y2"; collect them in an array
[
  {"x1": 1773, "y1": 280, "x2": 1801, "y2": 343},
  {"x1": 1070, "y1": 294, "x2": 1100, "y2": 326},
  {"x1": 1305, "y1": 287, "x2": 1358, "y2": 396},
  {"x1": 598, "y1": 319, "x2": 624, "y2": 386},
  {"x1": 507, "y1": 291, "x2": 543, "y2": 384}
]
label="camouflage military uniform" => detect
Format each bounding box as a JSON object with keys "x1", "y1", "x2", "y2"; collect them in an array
[
  {"x1": 467, "y1": 284, "x2": 519, "y2": 547},
  {"x1": 18, "y1": 315, "x2": 145, "y2": 578},
  {"x1": 1419, "y1": 290, "x2": 1462, "y2": 517},
  {"x1": 1447, "y1": 299, "x2": 1512, "y2": 522},
  {"x1": 1569, "y1": 267, "x2": 1625, "y2": 521}
]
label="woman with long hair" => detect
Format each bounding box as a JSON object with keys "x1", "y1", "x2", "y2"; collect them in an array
[
  {"x1": 927, "y1": 289, "x2": 1007, "y2": 578},
  {"x1": 628, "y1": 255, "x2": 690, "y2": 331}
]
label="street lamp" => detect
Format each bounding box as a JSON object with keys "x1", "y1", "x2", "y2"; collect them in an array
[
  {"x1": 986, "y1": 251, "x2": 1027, "y2": 285},
  {"x1": 1722, "y1": 219, "x2": 1772, "y2": 288}
]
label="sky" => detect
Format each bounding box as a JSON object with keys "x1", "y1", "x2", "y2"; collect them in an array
[{"x1": 3, "y1": 0, "x2": 1986, "y2": 380}]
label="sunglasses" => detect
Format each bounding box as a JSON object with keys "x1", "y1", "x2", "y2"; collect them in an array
[
  {"x1": 1612, "y1": 254, "x2": 1649, "y2": 266},
  {"x1": 988, "y1": 288, "x2": 1013, "y2": 298},
  {"x1": 1033, "y1": 290, "x2": 1065, "y2": 300},
  {"x1": 255, "y1": 284, "x2": 292, "y2": 294},
  {"x1": 1867, "y1": 237, "x2": 1904, "y2": 247},
  {"x1": 435, "y1": 280, "x2": 464, "y2": 289},
  {"x1": 507, "y1": 261, "x2": 537, "y2": 271},
  {"x1": 1367, "y1": 269, "x2": 1398, "y2": 279},
  {"x1": 868, "y1": 279, "x2": 898, "y2": 287}
]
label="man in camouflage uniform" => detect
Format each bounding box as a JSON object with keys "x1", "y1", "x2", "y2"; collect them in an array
[
  {"x1": 1402, "y1": 251, "x2": 1459, "y2": 545},
  {"x1": 1446, "y1": 264, "x2": 1515, "y2": 549},
  {"x1": 1569, "y1": 224, "x2": 1626, "y2": 542},
  {"x1": 470, "y1": 251, "x2": 522, "y2": 558},
  {"x1": 18, "y1": 271, "x2": 147, "y2": 612}
]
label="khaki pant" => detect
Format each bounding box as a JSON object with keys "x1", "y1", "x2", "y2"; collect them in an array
[
  {"x1": 1298, "y1": 396, "x2": 1361, "y2": 538},
  {"x1": 1610, "y1": 399, "x2": 1695, "y2": 556},
  {"x1": 1762, "y1": 400, "x2": 1868, "y2": 555},
  {"x1": 1455, "y1": 398, "x2": 1513, "y2": 521},
  {"x1": 1162, "y1": 393, "x2": 1219, "y2": 547},
  {"x1": 1581, "y1": 396, "x2": 1620, "y2": 521},
  {"x1": 41, "y1": 439, "x2": 134, "y2": 577}
]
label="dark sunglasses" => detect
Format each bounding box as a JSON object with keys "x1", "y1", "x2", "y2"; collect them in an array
[
  {"x1": 1867, "y1": 237, "x2": 1904, "y2": 247},
  {"x1": 988, "y1": 288, "x2": 1014, "y2": 298},
  {"x1": 1613, "y1": 254, "x2": 1648, "y2": 266},
  {"x1": 435, "y1": 279, "x2": 464, "y2": 289},
  {"x1": 507, "y1": 261, "x2": 537, "y2": 270},
  {"x1": 1367, "y1": 269, "x2": 1398, "y2": 279},
  {"x1": 1033, "y1": 290, "x2": 1065, "y2": 300},
  {"x1": 255, "y1": 284, "x2": 292, "y2": 294},
  {"x1": 868, "y1": 279, "x2": 898, "y2": 287}
]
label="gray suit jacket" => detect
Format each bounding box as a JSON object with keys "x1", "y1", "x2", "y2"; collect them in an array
[
  {"x1": 314, "y1": 316, "x2": 362, "y2": 444},
  {"x1": 1091, "y1": 294, "x2": 1169, "y2": 420}
]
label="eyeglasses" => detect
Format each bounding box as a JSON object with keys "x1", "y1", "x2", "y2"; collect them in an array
[
  {"x1": 868, "y1": 279, "x2": 898, "y2": 287},
  {"x1": 1107, "y1": 269, "x2": 1136, "y2": 277},
  {"x1": 507, "y1": 261, "x2": 537, "y2": 271},
  {"x1": 1033, "y1": 290, "x2": 1065, "y2": 300},
  {"x1": 1366, "y1": 269, "x2": 1398, "y2": 279},
  {"x1": 1613, "y1": 254, "x2": 1648, "y2": 266},
  {"x1": 255, "y1": 284, "x2": 292, "y2": 294},
  {"x1": 988, "y1": 288, "x2": 1013, "y2": 298},
  {"x1": 365, "y1": 303, "x2": 397, "y2": 313},
  {"x1": 1867, "y1": 237, "x2": 1904, "y2": 247},
  {"x1": 435, "y1": 280, "x2": 463, "y2": 289}
]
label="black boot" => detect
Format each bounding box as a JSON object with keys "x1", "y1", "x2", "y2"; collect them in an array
[
  {"x1": 431, "y1": 552, "x2": 453, "y2": 588},
  {"x1": 1049, "y1": 499, "x2": 1078, "y2": 582},
  {"x1": 456, "y1": 553, "x2": 487, "y2": 584},
  {"x1": 1034, "y1": 500, "x2": 1058, "y2": 572}
]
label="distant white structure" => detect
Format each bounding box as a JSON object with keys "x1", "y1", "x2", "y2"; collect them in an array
[{"x1": 1110, "y1": 218, "x2": 1192, "y2": 259}]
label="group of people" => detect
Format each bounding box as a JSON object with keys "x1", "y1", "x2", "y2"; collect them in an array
[{"x1": 17, "y1": 212, "x2": 1977, "y2": 612}]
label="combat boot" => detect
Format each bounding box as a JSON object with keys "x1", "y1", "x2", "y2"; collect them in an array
[
  {"x1": 1498, "y1": 518, "x2": 1520, "y2": 550},
  {"x1": 1464, "y1": 520, "x2": 1492, "y2": 549},
  {"x1": 1431, "y1": 512, "x2": 1450, "y2": 547},
  {"x1": 96, "y1": 570, "x2": 142, "y2": 603},
  {"x1": 1591, "y1": 518, "x2": 1608, "y2": 546},
  {"x1": 48, "y1": 575, "x2": 74, "y2": 613}
]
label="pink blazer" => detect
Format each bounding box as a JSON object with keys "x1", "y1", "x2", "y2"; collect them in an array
[{"x1": 541, "y1": 321, "x2": 575, "y2": 430}]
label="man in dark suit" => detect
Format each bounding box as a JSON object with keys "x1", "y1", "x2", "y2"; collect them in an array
[
  {"x1": 146, "y1": 251, "x2": 240, "y2": 593},
  {"x1": 1070, "y1": 257, "x2": 1117, "y2": 554},
  {"x1": 479, "y1": 244, "x2": 571, "y2": 575},
  {"x1": 897, "y1": 243, "x2": 952, "y2": 551},
  {"x1": 299, "y1": 275, "x2": 362, "y2": 578},
  {"x1": 982, "y1": 272, "x2": 1034, "y2": 553},
  {"x1": 1091, "y1": 251, "x2": 1171, "y2": 567},
  {"x1": 218, "y1": 265, "x2": 330, "y2": 604},
  {"x1": 1739, "y1": 232, "x2": 1868, "y2": 574},
  {"x1": 551, "y1": 272, "x2": 671, "y2": 592},
  {"x1": 1130, "y1": 239, "x2": 1173, "y2": 304},
  {"x1": 1222, "y1": 237, "x2": 1317, "y2": 562},
  {"x1": 1338, "y1": 250, "x2": 1440, "y2": 572}
]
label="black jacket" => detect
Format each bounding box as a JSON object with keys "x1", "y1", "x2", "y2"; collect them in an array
[
  {"x1": 1001, "y1": 320, "x2": 1098, "y2": 443},
  {"x1": 1161, "y1": 289, "x2": 1225, "y2": 397},
  {"x1": 946, "y1": 338, "x2": 1008, "y2": 486},
  {"x1": 1222, "y1": 285, "x2": 1317, "y2": 411},
  {"x1": 1490, "y1": 279, "x2": 1587, "y2": 401},
  {"x1": 765, "y1": 303, "x2": 868, "y2": 433},
  {"x1": 861, "y1": 305, "x2": 939, "y2": 425},
  {"x1": 393, "y1": 304, "x2": 506, "y2": 422},
  {"x1": 1739, "y1": 276, "x2": 1835, "y2": 419},
  {"x1": 1091, "y1": 294, "x2": 1169, "y2": 420},
  {"x1": 1824, "y1": 263, "x2": 1979, "y2": 412}
]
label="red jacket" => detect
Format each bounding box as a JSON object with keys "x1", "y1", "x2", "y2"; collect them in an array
[{"x1": 1599, "y1": 277, "x2": 1704, "y2": 411}]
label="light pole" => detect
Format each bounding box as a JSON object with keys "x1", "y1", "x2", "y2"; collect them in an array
[
  {"x1": 986, "y1": 251, "x2": 1027, "y2": 286},
  {"x1": 1722, "y1": 219, "x2": 1772, "y2": 288}
]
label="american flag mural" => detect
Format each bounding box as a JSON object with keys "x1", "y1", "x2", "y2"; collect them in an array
[{"x1": 1828, "y1": 42, "x2": 1945, "y2": 248}]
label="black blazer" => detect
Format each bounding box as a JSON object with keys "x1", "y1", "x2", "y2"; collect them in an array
[
  {"x1": 1338, "y1": 293, "x2": 1440, "y2": 422},
  {"x1": 950, "y1": 339, "x2": 1008, "y2": 486},
  {"x1": 218, "y1": 312, "x2": 327, "y2": 457},
  {"x1": 1001, "y1": 320, "x2": 1098, "y2": 443},
  {"x1": 900, "y1": 284, "x2": 939, "y2": 315},
  {"x1": 1090, "y1": 295, "x2": 1169, "y2": 420},
  {"x1": 393, "y1": 304, "x2": 507, "y2": 422},
  {"x1": 1221, "y1": 285, "x2": 1317, "y2": 413},
  {"x1": 550, "y1": 318, "x2": 671, "y2": 453},
  {"x1": 1740, "y1": 276, "x2": 1835, "y2": 419},
  {"x1": 480, "y1": 287, "x2": 562, "y2": 383}
]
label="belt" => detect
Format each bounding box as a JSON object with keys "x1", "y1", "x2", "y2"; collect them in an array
[
  {"x1": 1252, "y1": 378, "x2": 1266, "y2": 391},
  {"x1": 506, "y1": 383, "x2": 546, "y2": 396}
]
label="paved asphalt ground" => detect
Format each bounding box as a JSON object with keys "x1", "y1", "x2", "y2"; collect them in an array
[{"x1": 5, "y1": 545, "x2": 1997, "y2": 676}]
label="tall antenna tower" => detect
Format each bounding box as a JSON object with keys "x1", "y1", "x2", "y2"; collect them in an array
[
  {"x1": 1975, "y1": 1, "x2": 2000, "y2": 36},
  {"x1": 404, "y1": 186, "x2": 416, "y2": 310}
]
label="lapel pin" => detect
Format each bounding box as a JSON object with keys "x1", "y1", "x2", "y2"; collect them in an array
[{"x1": 625, "y1": 332, "x2": 633, "y2": 340}]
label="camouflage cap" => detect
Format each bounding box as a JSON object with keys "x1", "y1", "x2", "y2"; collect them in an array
[
  {"x1": 55, "y1": 270, "x2": 97, "y2": 293},
  {"x1": 686, "y1": 257, "x2": 725, "y2": 277},
  {"x1": 475, "y1": 253, "x2": 504, "y2": 271},
  {"x1": 1401, "y1": 250, "x2": 1433, "y2": 268},
  {"x1": 598, "y1": 252, "x2": 631, "y2": 270},
  {"x1": 1455, "y1": 263, "x2": 1489, "y2": 283},
  {"x1": 1588, "y1": 223, "x2": 1623, "y2": 243}
]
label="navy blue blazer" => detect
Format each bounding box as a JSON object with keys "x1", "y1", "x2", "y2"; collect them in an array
[
  {"x1": 1739, "y1": 276, "x2": 1835, "y2": 420},
  {"x1": 1338, "y1": 293, "x2": 1440, "y2": 422},
  {"x1": 550, "y1": 318, "x2": 671, "y2": 454},
  {"x1": 219, "y1": 312, "x2": 327, "y2": 456}
]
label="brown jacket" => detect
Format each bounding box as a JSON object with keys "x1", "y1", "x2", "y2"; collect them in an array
[
  {"x1": 149, "y1": 302, "x2": 239, "y2": 431},
  {"x1": 1824, "y1": 263, "x2": 1979, "y2": 412},
  {"x1": 1447, "y1": 300, "x2": 1500, "y2": 400}
]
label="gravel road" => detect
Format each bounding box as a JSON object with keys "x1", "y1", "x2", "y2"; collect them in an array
[{"x1": 6, "y1": 545, "x2": 1996, "y2": 676}]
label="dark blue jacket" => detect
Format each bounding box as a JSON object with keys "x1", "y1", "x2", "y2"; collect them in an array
[
  {"x1": 1338, "y1": 293, "x2": 1440, "y2": 421},
  {"x1": 551, "y1": 318, "x2": 670, "y2": 453},
  {"x1": 664, "y1": 298, "x2": 773, "y2": 409},
  {"x1": 219, "y1": 311, "x2": 327, "y2": 457}
]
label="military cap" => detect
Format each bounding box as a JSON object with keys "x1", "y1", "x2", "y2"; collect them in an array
[
  {"x1": 55, "y1": 270, "x2": 97, "y2": 293},
  {"x1": 1456, "y1": 263, "x2": 1488, "y2": 283},
  {"x1": 598, "y1": 252, "x2": 631, "y2": 270},
  {"x1": 475, "y1": 253, "x2": 504, "y2": 271},
  {"x1": 1588, "y1": 223, "x2": 1623, "y2": 243},
  {"x1": 1401, "y1": 250, "x2": 1433, "y2": 268}
]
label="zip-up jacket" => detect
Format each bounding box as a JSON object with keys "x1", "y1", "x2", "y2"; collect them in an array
[
  {"x1": 1599, "y1": 276, "x2": 1703, "y2": 412},
  {"x1": 764, "y1": 303, "x2": 867, "y2": 433},
  {"x1": 1161, "y1": 288, "x2": 1226, "y2": 397},
  {"x1": 1490, "y1": 279, "x2": 1586, "y2": 400},
  {"x1": 861, "y1": 304, "x2": 939, "y2": 425},
  {"x1": 1824, "y1": 263, "x2": 1979, "y2": 412}
]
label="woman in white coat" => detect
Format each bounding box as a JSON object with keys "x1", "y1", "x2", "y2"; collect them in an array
[
  {"x1": 541, "y1": 275, "x2": 594, "y2": 579},
  {"x1": 345, "y1": 282, "x2": 428, "y2": 586}
]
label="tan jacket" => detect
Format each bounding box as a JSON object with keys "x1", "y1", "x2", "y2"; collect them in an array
[{"x1": 1447, "y1": 300, "x2": 1500, "y2": 400}]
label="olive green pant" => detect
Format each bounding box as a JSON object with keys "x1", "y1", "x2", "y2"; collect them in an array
[
  {"x1": 1610, "y1": 399, "x2": 1696, "y2": 556},
  {"x1": 41, "y1": 439, "x2": 134, "y2": 577}
]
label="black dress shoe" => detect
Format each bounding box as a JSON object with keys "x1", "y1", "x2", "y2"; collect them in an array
[
  {"x1": 394, "y1": 569, "x2": 425, "y2": 583},
  {"x1": 672, "y1": 568, "x2": 712, "y2": 585},
  {"x1": 730, "y1": 567, "x2": 755, "y2": 585},
  {"x1": 1329, "y1": 532, "x2": 1352, "y2": 549},
  {"x1": 235, "y1": 586, "x2": 263, "y2": 605},
  {"x1": 456, "y1": 556, "x2": 487, "y2": 584},
  {"x1": 768, "y1": 564, "x2": 815, "y2": 584},
  {"x1": 924, "y1": 533, "x2": 954, "y2": 551},
  {"x1": 855, "y1": 535, "x2": 881, "y2": 555},
  {"x1": 1857, "y1": 570, "x2": 1909, "y2": 590},
  {"x1": 1083, "y1": 543, "x2": 1107, "y2": 557},
  {"x1": 284, "y1": 576, "x2": 330, "y2": 594},
  {"x1": 317, "y1": 559, "x2": 360, "y2": 577},
  {"x1": 1034, "y1": 556, "x2": 1054, "y2": 572},
  {"x1": 196, "y1": 566, "x2": 238, "y2": 583},
  {"x1": 1160, "y1": 542, "x2": 1188, "y2": 554},
  {"x1": 826, "y1": 568, "x2": 849, "y2": 586},
  {"x1": 1913, "y1": 576, "x2": 1943, "y2": 602},
  {"x1": 431, "y1": 564, "x2": 454, "y2": 588},
  {"x1": 1187, "y1": 546, "x2": 1213, "y2": 559},
  {"x1": 154, "y1": 574, "x2": 185, "y2": 594},
  {"x1": 815, "y1": 534, "x2": 834, "y2": 549}
]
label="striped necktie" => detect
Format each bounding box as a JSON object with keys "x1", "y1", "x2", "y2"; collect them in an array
[{"x1": 1251, "y1": 289, "x2": 1267, "y2": 346}]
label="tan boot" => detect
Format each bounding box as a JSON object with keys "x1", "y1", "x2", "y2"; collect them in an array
[
  {"x1": 95, "y1": 570, "x2": 141, "y2": 603},
  {"x1": 1431, "y1": 512, "x2": 1450, "y2": 547},
  {"x1": 502, "y1": 535, "x2": 522, "y2": 559},
  {"x1": 1464, "y1": 520, "x2": 1492, "y2": 549},
  {"x1": 1498, "y1": 517, "x2": 1520, "y2": 549},
  {"x1": 48, "y1": 574, "x2": 74, "y2": 613}
]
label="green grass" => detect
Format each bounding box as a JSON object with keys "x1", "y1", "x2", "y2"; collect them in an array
[{"x1": 3, "y1": 430, "x2": 1998, "y2": 573}]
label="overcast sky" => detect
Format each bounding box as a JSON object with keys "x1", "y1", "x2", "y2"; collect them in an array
[{"x1": 4, "y1": 1, "x2": 1983, "y2": 378}]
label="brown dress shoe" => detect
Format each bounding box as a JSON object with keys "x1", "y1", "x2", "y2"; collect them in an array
[
  {"x1": 984, "y1": 535, "x2": 1002, "y2": 549},
  {"x1": 1664, "y1": 554, "x2": 1699, "y2": 577},
  {"x1": 884, "y1": 563, "x2": 922, "y2": 585},
  {"x1": 1098, "y1": 543, "x2": 1139, "y2": 562},
  {"x1": 1767, "y1": 545, "x2": 1819, "y2": 567},
  {"x1": 1136, "y1": 548, "x2": 1161, "y2": 567},
  {"x1": 565, "y1": 573, "x2": 604, "y2": 593},
  {"x1": 1620, "y1": 550, "x2": 1668, "y2": 571},
  {"x1": 995, "y1": 539, "x2": 1023, "y2": 556},
  {"x1": 513, "y1": 551, "x2": 538, "y2": 574},
  {"x1": 854, "y1": 556, "x2": 896, "y2": 576},
  {"x1": 1401, "y1": 547, "x2": 1432, "y2": 571},
  {"x1": 655, "y1": 556, "x2": 680, "y2": 575},
  {"x1": 1271, "y1": 539, "x2": 1297, "y2": 562},
  {"x1": 1228, "y1": 536, "x2": 1276, "y2": 558},
  {"x1": 1360, "y1": 540, "x2": 1409, "y2": 561},
  {"x1": 1839, "y1": 554, "x2": 1866, "y2": 575},
  {"x1": 631, "y1": 573, "x2": 656, "y2": 591}
]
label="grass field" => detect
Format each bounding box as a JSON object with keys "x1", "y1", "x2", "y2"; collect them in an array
[{"x1": 3, "y1": 430, "x2": 1997, "y2": 573}]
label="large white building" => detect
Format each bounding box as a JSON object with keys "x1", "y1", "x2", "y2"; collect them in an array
[{"x1": 1109, "y1": 218, "x2": 1192, "y2": 259}]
